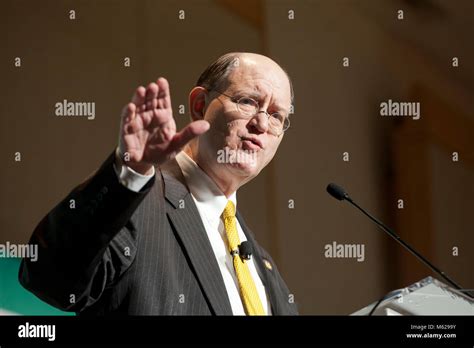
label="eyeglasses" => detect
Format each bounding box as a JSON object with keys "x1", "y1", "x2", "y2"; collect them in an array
[{"x1": 210, "y1": 90, "x2": 290, "y2": 136}]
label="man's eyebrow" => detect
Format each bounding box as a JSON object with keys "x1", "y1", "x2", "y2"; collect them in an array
[
  {"x1": 233, "y1": 90, "x2": 289, "y2": 111},
  {"x1": 268, "y1": 101, "x2": 290, "y2": 114},
  {"x1": 234, "y1": 89, "x2": 287, "y2": 106},
  {"x1": 232, "y1": 90, "x2": 262, "y2": 99}
]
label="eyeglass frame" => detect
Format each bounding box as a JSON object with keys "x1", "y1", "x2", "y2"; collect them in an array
[{"x1": 207, "y1": 89, "x2": 291, "y2": 137}]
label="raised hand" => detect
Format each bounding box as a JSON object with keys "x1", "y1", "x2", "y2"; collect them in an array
[{"x1": 117, "y1": 78, "x2": 209, "y2": 174}]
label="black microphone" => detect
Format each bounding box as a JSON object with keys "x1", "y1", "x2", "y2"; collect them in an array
[
  {"x1": 327, "y1": 183, "x2": 351, "y2": 201},
  {"x1": 326, "y1": 182, "x2": 468, "y2": 294},
  {"x1": 239, "y1": 241, "x2": 253, "y2": 261}
]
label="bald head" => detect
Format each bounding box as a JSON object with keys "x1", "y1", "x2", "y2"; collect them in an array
[{"x1": 196, "y1": 52, "x2": 294, "y2": 102}]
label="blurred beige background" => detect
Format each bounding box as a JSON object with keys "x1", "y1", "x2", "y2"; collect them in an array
[{"x1": 1, "y1": 0, "x2": 473, "y2": 314}]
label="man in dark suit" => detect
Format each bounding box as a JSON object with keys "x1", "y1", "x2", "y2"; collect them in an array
[{"x1": 19, "y1": 52, "x2": 298, "y2": 315}]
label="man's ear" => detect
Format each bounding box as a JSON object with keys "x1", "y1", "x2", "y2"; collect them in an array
[{"x1": 189, "y1": 87, "x2": 208, "y2": 121}]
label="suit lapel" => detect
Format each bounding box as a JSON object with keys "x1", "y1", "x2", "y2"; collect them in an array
[
  {"x1": 236, "y1": 211, "x2": 280, "y2": 315},
  {"x1": 160, "y1": 160, "x2": 233, "y2": 315}
]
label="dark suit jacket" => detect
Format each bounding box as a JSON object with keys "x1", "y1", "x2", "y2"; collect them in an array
[{"x1": 19, "y1": 151, "x2": 298, "y2": 315}]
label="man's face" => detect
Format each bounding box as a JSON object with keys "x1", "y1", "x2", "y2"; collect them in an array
[{"x1": 195, "y1": 54, "x2": 292, "y2": 187}]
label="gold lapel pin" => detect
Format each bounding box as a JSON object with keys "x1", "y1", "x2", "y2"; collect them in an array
[{"x1": 263, "y1": 259, "x2": 273, "y2": 271}]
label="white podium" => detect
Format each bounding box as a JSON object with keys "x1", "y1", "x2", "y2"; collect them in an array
[{"x1": 352, "y1": 277, "x2": 474, "y2": 315}]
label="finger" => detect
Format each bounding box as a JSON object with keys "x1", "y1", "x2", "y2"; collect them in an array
[
  {"x1": 148, "y1": 107, "x2": 174, "y2": 129},
  {"x1": 131, "y1": 86, "x2": 146, "y2": 106},
  {"x1": 156, "y1": 77, "x2": 171, "y2": 109},
  {"x1": 121, "y1": 102, "x2": 136, "y2": 123},
  {"x1": 121, "y1": 103, "x2": 142, "y2": 134},
  {"x1": 168, "y1": 120, "x2": 210, "y2": 153},
  {"x1": 145, "y1": 82, "x2": 158, "y2": 110}
]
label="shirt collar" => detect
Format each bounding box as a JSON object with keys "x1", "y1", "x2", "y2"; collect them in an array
[{"x1": 175, "y1": 151, "x2": 237, "y2": 221}]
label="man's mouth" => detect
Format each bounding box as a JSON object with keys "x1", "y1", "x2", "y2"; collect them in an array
[{"x1": 241, "y1": 136, "x2": 263, "y2": 150}]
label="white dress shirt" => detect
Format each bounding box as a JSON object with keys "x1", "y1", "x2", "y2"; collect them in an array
[{"x1": 113, "y1": 149, "x2": 271, "y2": 315}]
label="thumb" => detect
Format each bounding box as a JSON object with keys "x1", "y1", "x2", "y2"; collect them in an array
[{"x1": 168, "y1": 120, "x2": 210, "y2": 153}]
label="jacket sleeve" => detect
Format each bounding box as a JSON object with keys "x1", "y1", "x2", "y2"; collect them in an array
[{"x1": 18, "y1": 151, "x2": 155, "y2": 312}]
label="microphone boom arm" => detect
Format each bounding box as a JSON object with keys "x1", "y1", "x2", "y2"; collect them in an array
[
  {"x1": 346, "y1": 197, "x2": 464, "y2": 291},
  {"x1": 327, "y1": 183, "x2": 470, "y2": 296}
]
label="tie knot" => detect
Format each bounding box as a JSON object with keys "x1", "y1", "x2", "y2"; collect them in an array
[{"x1": 222, "y1": 200, "x2": 236, "y2": 220}]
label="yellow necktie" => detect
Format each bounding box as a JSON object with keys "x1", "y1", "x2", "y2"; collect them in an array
[{"x1": 222, "y1": 200, "x2": 265, "y2": 315}]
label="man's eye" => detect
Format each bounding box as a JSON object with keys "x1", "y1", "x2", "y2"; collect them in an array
[
  {"x1": 271, "y1": 112, "x2": 283, "y2": 121},
  {"x1": 239, "y1": 97, "x2": 255, "y2": 105}
]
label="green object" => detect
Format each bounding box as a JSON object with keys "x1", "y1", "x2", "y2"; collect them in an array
[{"x1": 0, "y1": 258, "x2": 74, "y2": 315}]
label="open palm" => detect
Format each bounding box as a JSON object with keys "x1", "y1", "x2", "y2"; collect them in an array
[{"x1": 118, "y1": 78, "x2": 209, "y2": 173}]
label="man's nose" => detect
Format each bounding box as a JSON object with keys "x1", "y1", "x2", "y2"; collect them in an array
[{"x1": 249, "y1": 110, "x2": 269, "y2": 133}]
